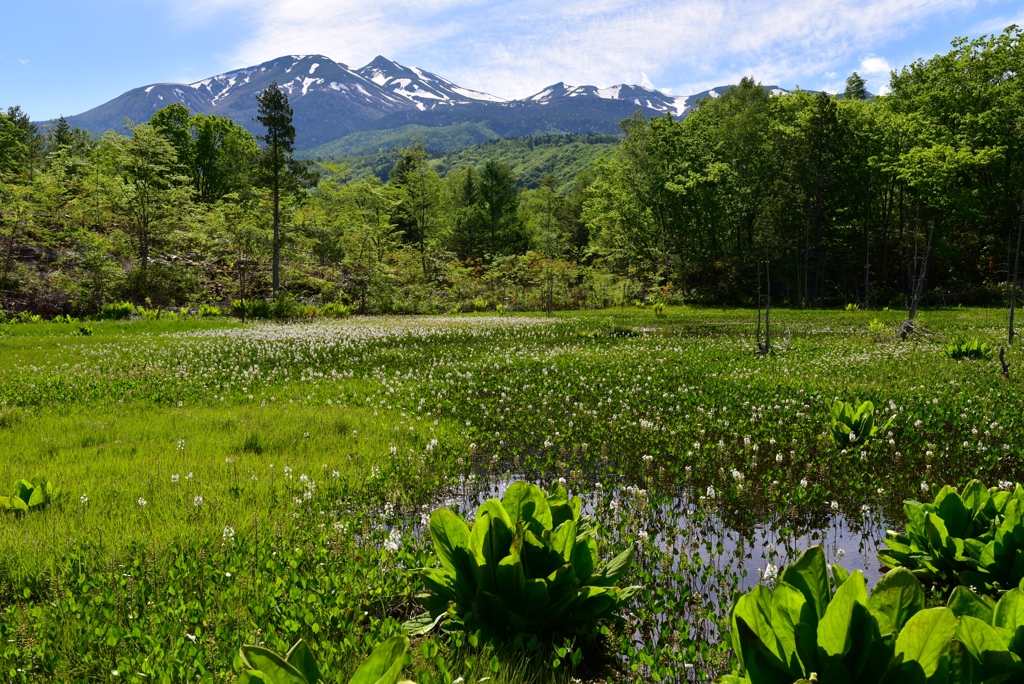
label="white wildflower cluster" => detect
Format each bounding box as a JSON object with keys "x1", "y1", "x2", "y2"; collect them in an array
[{"x1": 383, "y1": 529, "x2": 402, "y2": 553}]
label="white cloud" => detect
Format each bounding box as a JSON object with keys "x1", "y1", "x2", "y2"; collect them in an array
[
  {"x1": 18, "y1": 59, "x2": 29, "y2": 66},
  {"x1": 179, "y1": 0, "x2": 980, "y2": 98},
  {"x1": 860, "y1": 56, "x2": 893, "y2": 75}
]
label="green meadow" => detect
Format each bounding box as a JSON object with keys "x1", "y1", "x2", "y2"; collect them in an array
[{"x1": 1, "y1": 307, "x2": 1021, "y2": 682}]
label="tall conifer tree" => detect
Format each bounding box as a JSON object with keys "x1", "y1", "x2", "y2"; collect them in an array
[{"x1": 256, "y1": 82, "x2": 296, "y2": 295}]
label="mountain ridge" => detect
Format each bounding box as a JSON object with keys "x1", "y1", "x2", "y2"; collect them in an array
[{"x1": 64, "y1": 54, "x2": 796, "y2": 150}]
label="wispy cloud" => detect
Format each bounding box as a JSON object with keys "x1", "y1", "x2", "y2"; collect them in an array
[
  {"x1": 18, "y1": 59, "x2": 29, "y2": 66},
  {"x1": 181, "y1": 0, "x2": 980, "y2": 98}
]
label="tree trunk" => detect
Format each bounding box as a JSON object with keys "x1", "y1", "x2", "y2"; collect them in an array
[
  {"x1": 1009, "y1": 190, "x2": 1024, "y2": 344},
  {"x1": 272, "y1": 164, "x2": 280, "y2": 295}
]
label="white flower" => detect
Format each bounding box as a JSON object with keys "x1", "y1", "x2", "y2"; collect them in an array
[
  {"x1": 137, "y1": 497, "x2": 147, "y2": 507},
  {"x1": 223, "y1": 526, "x2": 235, "y2": 541},
  {"x1": 999, "y1": 480, "x2": 1015, "y2": 492},
  {"x1": 800, "y1": 478, "x2": 809, "y2": 488},
  {"x1": 731, "y1": 469, "x2": 745, "y2": 483},
  {"x1": 830, "y1": 501, "x2": 839, "y2": 512},
  {"x1": 706, "y1": 485, "x2": 717, "y2": 499},
  {"x1": 776, "y1": 453, "x2": 784, "y2": 463},
  {"x1": 836, "y1": 548, "x2": 846, "y2": 560},
  {"x1": 877, "y1": 487, "x2": 885, "y2": 496},
  {"x1": 171, "y1": 474, "x2": 179, "y2": 483},
  {"x1": 185, "y1": 472, "x2": 193, "y2": 480},
  {"x1": 921, "y1": 482, "x2": 930, "y2": 493},
  {"x1": 642, "y1": 454, "x2": 653, "y2": 463},
  {"x1": 383, "y1": 529, "x2": 402, "y2": 553},
  {"x1": 762, "y1": 562, "x2": 779, "y2": 584},
  {"x1": 193, "y1": 495, "x2": 204, "y2": 507},
  {"x1": 80, "y1": 494, "x2": 89, "y2": 505},
  {"x1": 638, "y1": 530, "x2": 649, "y2": 542}
]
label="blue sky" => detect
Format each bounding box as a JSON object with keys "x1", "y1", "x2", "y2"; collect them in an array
[{"x1": 3, "y1": 0, "x2": 1023, "y2": 120}]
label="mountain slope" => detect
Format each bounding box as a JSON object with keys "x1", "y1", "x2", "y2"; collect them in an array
[
  {"x1": 297, "y1": 121, "x2": 501, "y2": 159},
  {"x1": 432, "y1": 134, "x2": 620, "y2": 191},
  {"x1": 64, "y1": 54, "x2": 800, "y2": 152},
  {"x1": 68, "y1": 55, "x2": 414, "y2": 148},
  {"x1": 356, "y1": 56, "x2": 505, "y2": 109}
]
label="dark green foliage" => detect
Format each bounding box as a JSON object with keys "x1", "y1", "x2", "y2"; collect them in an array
[
  {"x1": 945, "y1": 585, "x2": 1024, "y2": 681},
  {"x1": 879, "y1": 481, "x2": 1024, "y2": 594},
  {"x1": 408, "y1": 481, "x2": 640, "y2": 642},
  {"x1": 231, "y1": 299, "x2": 272, "y2": 319},
  {"x1": 726, "y1": 545, "x2": 957, "y2": 683},
  {"x1": 844, "y1": 72, "x2": 869, "y2": 100},
  {"x1": 151, "y1": 103, "x2": 260, "y2": 202}
]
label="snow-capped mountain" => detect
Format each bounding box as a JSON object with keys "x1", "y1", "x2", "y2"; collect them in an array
[
  {"x1": 65, "y1": 54, "x2": 797, "y2": 151},
  {"x1": 525, "y1": 82, "x2": 792, "y2": 117},
  {"x1": 356, "y1": 56, "x2": 505, "y2": 109}
]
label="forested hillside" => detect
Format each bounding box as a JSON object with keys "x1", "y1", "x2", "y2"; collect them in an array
[
  {"x1": 0, "y1": 27, "x2": 1021, "y2": 317},
  {"x1": 433, "y1": 134, "x2": 619, "y2": 191}
]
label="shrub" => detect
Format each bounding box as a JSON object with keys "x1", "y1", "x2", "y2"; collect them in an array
[
  {"x1": 77, "y1": 325, "x2": 93, "y2": 336},
  {"x1": 231, "y1": 299, "x2": 272, "y2": 319},
  {"x1": 653, "y1": 301, "x2": 666, "y2": 316},
  {"x1": 236, "y1": 636, "x2": 412, "y2": 684},
  {"x1": 828, "y1": 399, "x2": 894, "y2": 447},
  {"x1": 845, "y1": 302, "x2": 860, "y2": 313},
  {"x1": 406, "y1": 481, "x2": 640, "y2": 643},
  {"x1": 724, "y1": 545, "x2": 958, "y2": 683},
  {"x1": 271, "y1": 295, "x2": 298, "y2": 320},
  {"x1": 945, "y1": 336, "x2": 991, "y2": 360},
  {"x1": 472, "y1": 297, "x2": 489, "y2": 312}
]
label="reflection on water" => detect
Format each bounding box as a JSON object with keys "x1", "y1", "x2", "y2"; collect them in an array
[{"x1": 409, "y1": 471, "x2": 891, "y2": 680}]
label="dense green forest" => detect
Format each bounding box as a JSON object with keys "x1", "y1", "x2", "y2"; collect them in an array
[{"x1": 0, "y1": 27, "x2": 1021, "y2": 317}]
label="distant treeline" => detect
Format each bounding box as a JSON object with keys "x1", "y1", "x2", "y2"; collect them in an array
[{"x1": 0, "y1": 26, "x2": 1021, "y2": 316}]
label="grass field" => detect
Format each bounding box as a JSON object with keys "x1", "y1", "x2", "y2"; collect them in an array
[{"x1": 1, "y1": 307, "x2": 1021, "y2": 682}]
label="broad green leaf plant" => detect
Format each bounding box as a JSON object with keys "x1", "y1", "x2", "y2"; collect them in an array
[
  {"x1": 724, "y1": 546, "x2": 958, "y2": 684},
  {"x1": 236, "y1": 635, "x2": 413, "y2": 684},
  {"x1": 0, "y1": 477, "x2": 60, "y2": 513},
  {"x1": 879, "y1": 480, "x2": 1024, "y2": 595},
  {"x1": 944, "y1": 336, "x2": 992, "y2": 360},
  {"x1": 407, "y1": 481, "x2": 641, "y2": 641},
  {"x1": 829, "y1": 399, "x2": 894, "y2": 448},
  {"x1": 945, "y1": 584, "x2": 1024, "y2": 681}
]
